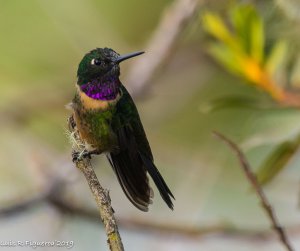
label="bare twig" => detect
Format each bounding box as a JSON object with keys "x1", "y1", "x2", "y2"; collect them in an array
[
  {"x1": 69, "y1": 117, "x2": 124, "y2": 251},
  {"x1": 213, "y1": 131, "x2": 295, "y2": 251},
  {"x1": 75, "y1": 159, "x2": 124, "y2": 251},
  {"x1": 3, "y1": 191, "x2": 300, "y2": 240},
  {"x1": 43, "y1": 196, "x2": 230, "y2": 237},
  {"x1": 4, "y1": 190, "x2": 300, "y2": 241},
  {"x1": 126, "y1": 0, "x2": 204, "y2": 98}
]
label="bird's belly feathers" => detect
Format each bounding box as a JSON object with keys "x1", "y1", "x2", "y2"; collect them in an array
[
  {"x1": 72, "y1": 89, "x2": 120, "y2": 152},
  {"x1": 74, "y1": 108, "x2": 117, "y2": 152}
]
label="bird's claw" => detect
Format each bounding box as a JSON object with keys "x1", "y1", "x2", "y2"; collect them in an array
[{"x1": 72, "y1": 150, "x2": 92, "y2": 162}]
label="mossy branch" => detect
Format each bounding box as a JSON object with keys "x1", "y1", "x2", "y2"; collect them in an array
[{"x1": 68, "y1": 116, "x2": 124, "y2": 251}]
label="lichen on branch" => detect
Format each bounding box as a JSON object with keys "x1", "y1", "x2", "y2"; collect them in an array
[{"x1": 68, "y1": 115, "x2": 124, "y2": 251}]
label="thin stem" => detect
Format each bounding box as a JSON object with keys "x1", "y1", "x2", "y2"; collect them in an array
[
  {"x1": 75, "y1": 158, "x2": 124, "y2": 251},
  {"x1": 213, "y1": 131, "x2": 295, "y2": 251}
]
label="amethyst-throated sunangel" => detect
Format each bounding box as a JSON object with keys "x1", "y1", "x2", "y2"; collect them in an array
[{"x1": 70, "y1": 48, "x2": 174, "y2": 211}]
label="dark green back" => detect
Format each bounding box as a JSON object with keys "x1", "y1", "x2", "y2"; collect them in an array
[{"x1": 112, "y1": 85, "x2": 153, "y2": 159}]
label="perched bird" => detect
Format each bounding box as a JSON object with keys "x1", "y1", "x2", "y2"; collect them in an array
[{"x1": 71, "y1": 47, "x2": 174, "y2": 211}]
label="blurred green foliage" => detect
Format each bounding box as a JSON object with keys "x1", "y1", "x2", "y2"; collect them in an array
[
  {"x1": 203, "y1": 4, "x2": 287, "y2": 100},
  {"x1": 202, "y1": 3, "x2": 300, "y2": 185},
  {"x1": 257, "y1": 138, "x2": 300, "y2": 185}
]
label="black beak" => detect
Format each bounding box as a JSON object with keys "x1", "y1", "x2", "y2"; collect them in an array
[{"x1": 114, "y1": 51, "x2": 144, "y2": 64}]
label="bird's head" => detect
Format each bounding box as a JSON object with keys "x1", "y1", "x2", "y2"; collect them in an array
[
  {"x1": 77, "y1": 47, "x2": 144, "y2": 85},
  {"x1": 76, "y1": 48, "x2": 144, "y2": 100}
]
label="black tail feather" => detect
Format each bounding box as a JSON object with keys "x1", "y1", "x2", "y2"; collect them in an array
[
  {"x1": 139, "y1": 154, "x2": 174, "y2": 210},
  {"x1": 107, "y1": 152, "x2": 151, "y2": 211},
  {"x1": 108, "y1": 125, "x2": 174, "y2": 211}
]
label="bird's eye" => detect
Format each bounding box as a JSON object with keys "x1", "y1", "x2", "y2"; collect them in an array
[{"x1": 91, "y1": 58, "x2": 102, "y2": 66}]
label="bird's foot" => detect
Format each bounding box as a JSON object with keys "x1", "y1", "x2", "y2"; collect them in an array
[
  {"x1": 72, "y1": 149, "x2": 91, "y2": 162},
  {"x1": 72, "y1": 149, "x2": 101, "y2": 162}
]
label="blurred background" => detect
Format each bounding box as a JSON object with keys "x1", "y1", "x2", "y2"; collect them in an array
[{"x1": 1, "y1": 0, "x2": 300, "y2": 250}]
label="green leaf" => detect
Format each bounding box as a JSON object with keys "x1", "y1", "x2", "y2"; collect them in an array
[
  {"x1": 230, "y1": 5, "x2": 252, "y2": 54},
  {"x1": 208, "y1": 43, "x2": 243, "y2": 75},
  {"x1": 230, "y1": 5, "x2": 264, "y2": 63},
  {"x1": 200, "y1": 95, "x2": 275, "y2": 113},
  {"x1": 249, "y1": 12, "x2": 264, "y2": 64},
  {"x1": 290, "y1": 55, "x2": 300, "y2": 87},
  {"x1": 265, "y1": 40, "x2": 287, "y2": 76},
  {"x1": 256, "y1": 139, "x2": 299, "y2": 185}
]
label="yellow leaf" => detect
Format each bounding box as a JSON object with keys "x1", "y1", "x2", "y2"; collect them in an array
[
  {"x1": 202, "y1": 12, "x2": 237, "y2": 48},
  {"x1": 241, "y1": 57, "x2": 263, "y2": 83},
  {"x1": 202, "y1": 6, "x2": 285, "y2": 101},
  {"x1": 208, "y1": 43, "x2": 243, "y2": 75},
  {"x1": 240, "y1": 57, "x2": 284, "y2": 100}
]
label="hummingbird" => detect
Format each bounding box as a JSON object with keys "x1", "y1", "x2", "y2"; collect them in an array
[{"x1": 70, "y1": 47, "x2": 174, "y2": 211}]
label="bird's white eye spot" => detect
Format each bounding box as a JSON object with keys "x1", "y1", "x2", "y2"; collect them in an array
[{"x1": 91, "y1": 58, "x2": 101, "y2": 66}]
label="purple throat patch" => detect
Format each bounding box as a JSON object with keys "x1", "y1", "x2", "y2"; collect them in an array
[{"x1": 81, "y1": 79, "x2": 119, "y2": 101}]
